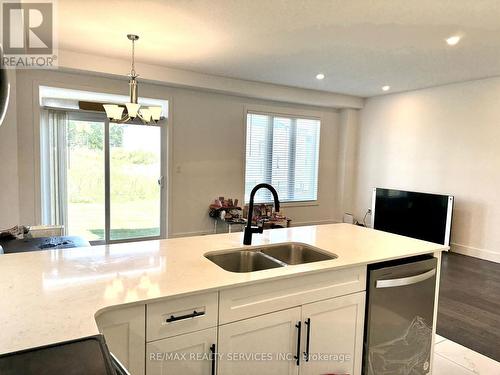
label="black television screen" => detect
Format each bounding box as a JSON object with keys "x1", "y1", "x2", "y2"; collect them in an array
[{"x1": 372, "y1": 188, "x2": 453, "y2": 245}]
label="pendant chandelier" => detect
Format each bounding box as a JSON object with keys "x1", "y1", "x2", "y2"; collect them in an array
[{"x1": 103, "y1": 34, "x2": 162, "y2": 124}]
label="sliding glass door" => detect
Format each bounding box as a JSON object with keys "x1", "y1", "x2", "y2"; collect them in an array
[
  {"x1": 109, "y1": 123, "x2": 162, "y2": 241},
  {"x1": 66, "y1": 116, "x2": 106, "y2": 241},
  {"x1": 41, "y1": 110, "x2": 165, "y2": 244}
]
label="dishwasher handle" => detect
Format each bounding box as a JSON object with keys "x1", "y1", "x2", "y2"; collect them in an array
[{"x1": 376, "y1": 269, "x2": 436, "y2": 289}]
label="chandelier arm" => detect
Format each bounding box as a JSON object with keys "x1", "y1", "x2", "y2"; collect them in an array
[
  {"x1": 114, "y1": 114, "x2": 131, "y2": 124},
  {"x1": 137, "y1": 112, "x2": 149, "y2": 125},
  {"x1": 138, "y1": 112, "x2": 154, "y2": 125}
]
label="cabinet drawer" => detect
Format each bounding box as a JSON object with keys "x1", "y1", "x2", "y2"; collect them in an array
[
  {"x1": 147, "y1": 292, "x2": 218, "y2": 342},
  {"x1": 219, "y1": 266, "x2": 366, "y2": 324}
]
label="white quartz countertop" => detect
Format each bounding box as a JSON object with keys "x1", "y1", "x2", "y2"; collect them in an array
[{"x1": 0, "y1": 223, "x2": 447, "y2": 354}]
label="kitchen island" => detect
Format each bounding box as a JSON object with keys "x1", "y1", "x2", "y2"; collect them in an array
[{"x1": 0, "y1": 223, "x2": 447, "y2": 374}]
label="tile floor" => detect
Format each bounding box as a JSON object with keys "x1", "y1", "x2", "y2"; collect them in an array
[{"x1": 433, "y1": 334, "x2": 500, "y2": 374}]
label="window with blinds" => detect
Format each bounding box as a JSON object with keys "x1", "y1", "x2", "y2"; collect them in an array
[{"x1": 245, "y1": 112, "x2": 321, "y2": 203}]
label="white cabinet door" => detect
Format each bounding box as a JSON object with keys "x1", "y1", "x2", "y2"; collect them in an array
[
  {"x1": 300, "y1": 292, "x2": 365, "y2": 375},
  {"x1": 146, "y1": 327, "x2": 216, "y2": 375},
  {"x1": 217, "y1": 307, "x2": 301, "y2": 375},
  {"x1": 96, "y1": 305, "x2": 146, "y2": 375}
]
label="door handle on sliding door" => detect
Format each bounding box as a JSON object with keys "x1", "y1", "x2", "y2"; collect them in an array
[{"x1": 157, "y1": 176, "x2": 164, "y2": 187}]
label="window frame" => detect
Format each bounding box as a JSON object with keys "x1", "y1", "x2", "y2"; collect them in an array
[
  {"x1": 33, "y1": 82, "x2": 172, "y2": 239},
  {"x1": 243, "y1": 108, "x2": 322, "y2": 206}
]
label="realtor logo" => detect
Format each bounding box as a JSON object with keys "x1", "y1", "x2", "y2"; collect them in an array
[
  {"x1": 1, "y1": 1, "x2": 57, "y2": 68},
  {"x1": 3, "y1": 2, "x2": 53, "y2": 54}
]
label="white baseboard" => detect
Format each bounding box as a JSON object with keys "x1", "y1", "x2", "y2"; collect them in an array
[
  {"x1": 289, "y1": 219, "x2": 338, "y2": 227},
  {"x1": 450, "y1": 243, "x2": 500, "y2": 264},
  {"x1": 169, "y1": 220, "x2": 339, "y2": 238},
  {"x1": 169, "y1": 230, "x2": 214, "y2": 238}
]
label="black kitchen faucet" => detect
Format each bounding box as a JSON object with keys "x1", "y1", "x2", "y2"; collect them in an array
[{"x1": 243, "y1": 183, "x2": 280, "y2": 245}]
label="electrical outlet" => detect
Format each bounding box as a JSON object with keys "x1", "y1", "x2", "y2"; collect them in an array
[
  {"x1": 343, "y1": 213, "x2": 354, "y2": 224},
  {"x1": 367, "y1": 208, "x2": 372, "y2": 214}
]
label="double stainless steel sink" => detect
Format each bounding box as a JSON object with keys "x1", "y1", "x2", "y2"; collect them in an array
[{"x1": 205, "y1": 243, "x2": 338, "y2": 273}]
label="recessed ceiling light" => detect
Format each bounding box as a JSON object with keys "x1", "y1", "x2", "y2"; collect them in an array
[
  {"x1": 316, "y1": 73, "x2": 325, "y2": 80},
  {"x1": 446, "y1": 35, "x2": 461, "y2": 46},
  {"x1": 382, "y1": 85, "x2": 390, "y2": 92}
]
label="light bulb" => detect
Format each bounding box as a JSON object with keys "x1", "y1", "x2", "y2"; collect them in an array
[
  {"x1": 126, "y1": 103, "x2": 140, "y2": 119},
  {"x1": 140, "y1": 108, "x2": 152, "y2": 122},
  {"x1": 446, "y1": 35, "x2": 461, "y2": 46},
  {"x1": 149, "y1": 106, "x2": 162, "y2": 121},
  {"x1": 103, "y1": 104, "x2": 118, "y2": 120},
  {"x1": 113, "y1": 106, "x2": 125, "y2": 120}
]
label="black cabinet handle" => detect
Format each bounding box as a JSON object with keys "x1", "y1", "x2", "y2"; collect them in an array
[
  {"x1": 304, "y1": 318, "x2": 311, "y2": 362},
  {"x1": 166, "y1": 310, "x2": 205, "y2": 323},
  {"x1": 294, "y1": 321, "x2": 301, "y2": 366},
  {"x1": 210, "y1": 343, "x2": 216, "y2": 375}
]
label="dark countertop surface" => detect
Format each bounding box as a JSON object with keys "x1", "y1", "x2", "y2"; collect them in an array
[{"x1": 0, "y1": 236, "x2": 90, "y2": 254}]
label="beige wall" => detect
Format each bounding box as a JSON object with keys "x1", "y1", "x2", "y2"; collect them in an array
[
  {"x1": 6, "y1": 69, "x2": 343, "y2": 237},
  {"x1": 354, "y1": 77, "x2": 500, "y2": 263},
  {"x1": 169, "y1": 92, "x2": 341, "y2": 236},
  {"x1": 336, "y1": 109, "x2": 359, "y2": 220},
  {"x1": 0, "y1": 70, "x2": 19, "y2": 228}
]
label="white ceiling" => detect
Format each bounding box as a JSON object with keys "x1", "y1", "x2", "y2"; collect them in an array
[{"x1": 58, "y1": 0, "x2": 500, "y2": 97}]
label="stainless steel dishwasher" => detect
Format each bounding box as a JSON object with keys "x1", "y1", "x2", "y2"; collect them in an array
[{"x1": 363, "y1": 256, "x2": 438, "y2": 375}]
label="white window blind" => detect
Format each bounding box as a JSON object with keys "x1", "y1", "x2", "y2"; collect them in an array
[{"x1": 245, "y1": 112, "x2": 320, "y2": 203}]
